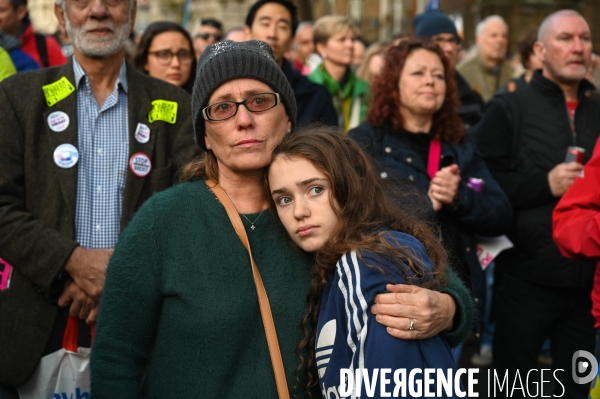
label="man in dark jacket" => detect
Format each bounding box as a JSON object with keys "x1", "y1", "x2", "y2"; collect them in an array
[
  {"x1": 244, "y1": 0, "x2": 337, "y2": 128},
  {"x1": 413, "y1": 10, "x2": 485, "y2": 129},
  {"x1": 474, "y1": 10, "x2": 598, "y2": 398},
  {"x1": 0, "y1": 0, "x2": 197, "y2": 394}
]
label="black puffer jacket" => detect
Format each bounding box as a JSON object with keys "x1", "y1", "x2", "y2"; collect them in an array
[
  {"x1": 281, "y1": 59, "x2": 338, "y2": 128},
  {"x1": 474, "y1": 70, "x2": 599, "y2": 288},
  {"x1": 455, "y1": 71, "x2": 484, "y2": 129}
]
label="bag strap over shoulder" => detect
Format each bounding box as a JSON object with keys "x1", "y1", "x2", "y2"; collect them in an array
[
  {"x1": 205, "y1": 179, "x2": 290, "y2": 399},
  {"x1": 34, "y1": 33, "x2": 49, "y2": 68},
  {"x1": 427, "y1": 138, "x2": 442, "y2": 179},
  {"x1": 494, "y1": 91, "x2": 525, "y2": 170}
]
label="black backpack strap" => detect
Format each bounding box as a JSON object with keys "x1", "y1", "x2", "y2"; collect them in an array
[
  {"x1": 494, "y1": 91, "x2": 525, "y2": 170},
  {"x1": 34, "y1": 33, "x2": 48, "y2": 68}
]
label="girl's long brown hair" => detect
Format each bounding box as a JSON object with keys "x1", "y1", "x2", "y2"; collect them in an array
[
  {"x1": 266, "y1": 126, "x2": 448, "y2": 397},
  {"x1": 367, "y1": 38, "x2": 465, "y2": 144}
]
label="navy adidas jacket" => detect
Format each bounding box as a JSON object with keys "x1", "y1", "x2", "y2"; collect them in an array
[{"x1": 316, "y1": 231, "x2": 457, "y2": 399}]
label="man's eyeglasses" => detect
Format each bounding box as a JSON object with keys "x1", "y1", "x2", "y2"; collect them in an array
[
  {"x1": 196, "y1": 33, "x2": 222, "y2": 41},
  {"x1": 432, "y1": 36, "x2": 459, "y2": 46},
  {"x1": 70, "y1": 0, "x2": 126, "y2": 7},
  {"x1": 202, "y1": 92, "x2": 280, "y2": 121},
  {"x1": 148, "y1": 49, "x2": 194, "y2": 65}
]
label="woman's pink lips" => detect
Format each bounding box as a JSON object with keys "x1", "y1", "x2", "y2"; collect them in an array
[
  {"x1": 297, "y1": 225, "x2": 317, "y2": 237},
  {"x1": 235, "y1": 139, "x2": 263, "y2": 147}
]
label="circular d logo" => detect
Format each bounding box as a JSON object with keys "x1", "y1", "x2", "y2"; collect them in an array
[{"x1": 572, "y1": 350, "x2": 598, "y2": 385}]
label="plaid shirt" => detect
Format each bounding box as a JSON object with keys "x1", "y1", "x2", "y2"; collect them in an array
[{"x1": 73, "y1": 58, "x2": 129, "y2": 249}]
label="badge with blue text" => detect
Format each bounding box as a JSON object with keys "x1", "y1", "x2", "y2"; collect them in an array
[
  {"x1": 134, "y1": 123, "x2": 151, "y2": 144},
  {"x1": 129, "y1": 152, "x2": 152, "y2": 177},
  {"x1": 47, "y1": 111, "x2": 70, "y2": 132},
  {"x1": 53, "y1": 144, "x2": 79, "y2": 168}
]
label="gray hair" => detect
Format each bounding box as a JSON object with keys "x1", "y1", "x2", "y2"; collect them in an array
[
  {"x1": 538, "y1": 9, "x2": 584, "y2": 43},
  {"x1": 475, "y1": 15, "x2": 507, "y2": 38},
  {"x1": 296, "y1": 20, "x2": 312, "y2": 35}
]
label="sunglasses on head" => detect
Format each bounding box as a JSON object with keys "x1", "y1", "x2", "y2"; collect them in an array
[{"x1": 196, "y1": 33, "x2": 222, "y2": 41}]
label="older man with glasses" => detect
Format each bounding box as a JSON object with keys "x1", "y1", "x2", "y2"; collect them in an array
[{"x1": 0, "y1": 0, "x2": 198, "y2": 395}]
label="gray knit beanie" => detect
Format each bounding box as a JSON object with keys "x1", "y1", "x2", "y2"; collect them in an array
[{"x1": 192, "y1": 40, "x2": 297, "y2": 150}]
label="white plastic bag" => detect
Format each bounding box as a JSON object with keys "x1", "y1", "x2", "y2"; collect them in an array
[{"x1": 18, "y1": 316, "x2": 92, "y2": 399}]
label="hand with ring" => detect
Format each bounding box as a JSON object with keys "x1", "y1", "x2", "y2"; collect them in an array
[{"x1": 372, "y1": 283, "x2": 456, "y2": 339}]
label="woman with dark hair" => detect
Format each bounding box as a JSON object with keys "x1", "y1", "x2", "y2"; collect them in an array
[
  {"x1": 133, "y1": 21, "x2": 197, "y2": 93},
  {"x1": 349, "y1": 39, "x2": 512, "y2": 354},
  {"x1": 268, "y1": 127, "x2": 457, "y2": 397}
]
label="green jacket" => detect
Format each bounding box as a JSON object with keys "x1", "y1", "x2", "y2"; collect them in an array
[
  {"x1": 0, "y1": 46, "x2": 16, "y2": 82},
  {"x1": 308, "y1": 65, "x2": 370, "y2": 132},
  {"x1": 90, "y1": 180, "x2": 474, "y2": 398},
  {"x1": 0, "y1": 58, "x2": 198, "y2": 385}
]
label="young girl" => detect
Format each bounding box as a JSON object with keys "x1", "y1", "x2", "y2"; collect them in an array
[{"x1": 267, "y1": 127, "x2": 458, "y2": 398}]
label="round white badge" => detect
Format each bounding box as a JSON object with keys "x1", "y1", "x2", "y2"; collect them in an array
[
  {"x1": 129, "y1": 153, "x2": 152, "y2": 177},
  {"x1": 134, "y1": 123, "x2": 151, "y2": 144},
  {"x1": 47, "y1": 111, "x2": 70, "y2": 132},
  {"x1": 53, "y1": 144, "x2": 78, "y2": 168}
]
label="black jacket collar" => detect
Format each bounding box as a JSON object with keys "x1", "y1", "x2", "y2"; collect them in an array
[
  {"x1": 281, "y1": 58, "x2": 301, "y2": 86},
  {"x1": 530, "y1": 69, "x2": 595, "y2": 101}
]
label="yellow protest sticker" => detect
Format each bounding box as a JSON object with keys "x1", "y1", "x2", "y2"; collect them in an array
[
  {"x1": 148, "y1": 100, "x2": 178, "y2": 124},
  {"x1": 590, "y1": 374, "x2": 600, "y2": 399},
  {"x1": 42, "y1": 77, "x2": 75, "y2": 107}
]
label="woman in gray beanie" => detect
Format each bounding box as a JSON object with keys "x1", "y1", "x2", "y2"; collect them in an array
[{"x1": 90, "y1": 40, "x2": 472, "y2": 398}]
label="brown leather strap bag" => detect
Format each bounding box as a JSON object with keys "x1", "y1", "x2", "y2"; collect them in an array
[{"x1": 206, "y1": 179, "x2": 290, "y2": 399}]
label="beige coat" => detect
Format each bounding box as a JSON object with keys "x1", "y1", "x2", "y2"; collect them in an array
[{"x1": 457, "y1": 52, "x2": 514, "y2": 103}]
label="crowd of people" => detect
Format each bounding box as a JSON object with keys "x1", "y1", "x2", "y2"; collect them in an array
[{"x1": 0, "y1": 0, "x2": 598, "y2": 397}]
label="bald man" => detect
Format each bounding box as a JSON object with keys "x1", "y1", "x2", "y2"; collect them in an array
[
  {"x1": 475, "y1": 10, "x2": 598, "y2": 398},
  {"x1": 457, "y1": 15, "x2": 513, "y2": 102}
]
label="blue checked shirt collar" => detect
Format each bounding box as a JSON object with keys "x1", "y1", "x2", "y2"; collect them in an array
[{"x1": 73, "y1": 57, "x2": 129, "y2": 93}]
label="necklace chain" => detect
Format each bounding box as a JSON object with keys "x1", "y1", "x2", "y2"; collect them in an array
[{"x1": 240, "y1": 209, "x2": 266, "y2": 230}]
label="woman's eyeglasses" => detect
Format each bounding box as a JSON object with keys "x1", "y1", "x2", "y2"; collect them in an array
[
  {"x1": 148, "y1": 49, "x2": 194, "y2": 65},
  {"x1": 202, "y1": 93, "x2": 280, "y2": 121}
]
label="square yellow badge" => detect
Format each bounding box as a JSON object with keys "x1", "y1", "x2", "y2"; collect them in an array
[
  {"x1": 42, "y1": 77, "x2": 75, "y2": 107},
  {"x1": 148, "y1": 100, "x2": 178, "y2": 124}
]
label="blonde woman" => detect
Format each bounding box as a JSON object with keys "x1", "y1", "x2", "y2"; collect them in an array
[
  {"x1": 308, "y1": 15, "x2": 369, "y2": 132},
  {"x1": 356, "y1": 41, "x2": 388, "y2": 87}
]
